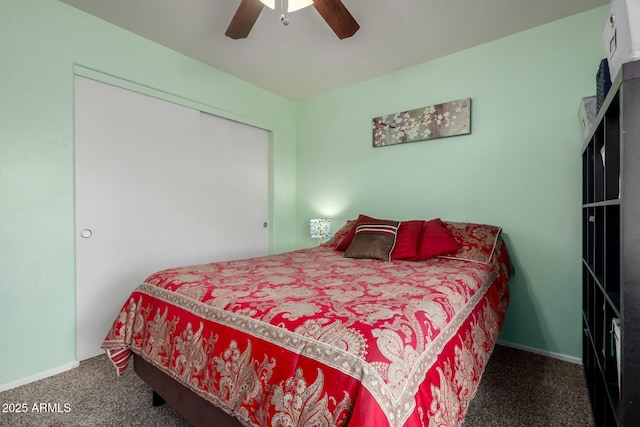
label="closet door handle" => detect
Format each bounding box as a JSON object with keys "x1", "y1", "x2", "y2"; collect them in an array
[{"x1": 80, "y1": 229, "x2": 93, "y2": 238}]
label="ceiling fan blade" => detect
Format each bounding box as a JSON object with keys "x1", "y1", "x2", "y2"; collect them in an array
[
  {"x1": 225, "y1": 0, "x2": 265, "y2": 39},
  {"x1": 312, "y1": 0, "x2": 359, "y2": 39}
]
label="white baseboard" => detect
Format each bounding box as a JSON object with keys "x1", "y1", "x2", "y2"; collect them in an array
[
  {"x1": 497, "y1": 340, "x2": 582, "y2": 365},
  {"x1": 0, "y1": 361, "x2": 80, "y2": 393}
]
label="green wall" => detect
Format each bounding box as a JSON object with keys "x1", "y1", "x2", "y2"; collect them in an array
[
  {"x1": 296, "y1": 7, "x2": 607, "y2": 358},
  {"x1": 0, "y1": 0, "x2": 297, "y2": 387}
]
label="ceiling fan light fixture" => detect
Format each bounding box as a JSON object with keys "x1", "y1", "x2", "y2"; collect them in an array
[
  {"x1": 258, "y1": 0, "x2": 276, "y2": 9},
  {"x1": 228, "y1": 0, "x2": 358, "y2": 40},
  {"x1": 287, "y1": 0, "x2": 313, "y2": 12}
]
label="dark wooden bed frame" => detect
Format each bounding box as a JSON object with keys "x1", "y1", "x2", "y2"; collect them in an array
[{"x1": 133, "y1": 354, "x2": 243, "y2": 427}]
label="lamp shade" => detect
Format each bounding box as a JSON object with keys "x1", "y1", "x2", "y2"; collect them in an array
[
  {"x1": 259, "y1": 0, "x2": 276, "y2": 9},
  {"x1": 287, "y1": 0, "x2": 313, "y2": 12},
  {"x1": 310, "y1": 218, "x2": 331, "y2": 239},
  {"x1": 259, "y1": 0, "x2": 313, "y2": 12}
]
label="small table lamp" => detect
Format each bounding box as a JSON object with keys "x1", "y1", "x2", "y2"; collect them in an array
[{"x1": 310, "y1": 218, "x2": 331, "y2": 239}]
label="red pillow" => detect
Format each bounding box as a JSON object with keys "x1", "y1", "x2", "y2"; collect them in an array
[
  {"x1": 391, "y1": 220, "x2": 424, "y2": 260},
  {"x1": 439, "y1": 221, "x2": 502, "y2": 264},
  {"x1": 322, "y1": 219, "x2": 357, "y2": 249},
  {"x1": 336, "y1": 214, "x2": 388, "y2": 251},
  {"x1": 413, "y1": 218, "x2": 461, "y2": 260}
]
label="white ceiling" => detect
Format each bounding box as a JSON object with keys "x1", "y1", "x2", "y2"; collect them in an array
[{"x1": 59, "y1": 0, "x2": 608, "y2": 101}]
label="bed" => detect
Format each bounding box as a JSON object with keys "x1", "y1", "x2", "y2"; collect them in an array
[{"x1": 102, "y1": 218, "x2": 513, "y2": 427}]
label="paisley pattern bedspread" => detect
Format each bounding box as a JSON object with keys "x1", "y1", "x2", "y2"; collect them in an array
[{"x1": 102, "y1": 241, "x2": 512, "y2": 427}]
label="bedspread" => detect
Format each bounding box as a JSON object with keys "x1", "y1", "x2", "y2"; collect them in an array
[{"x1": 102, "y1": 243, "x2": 511, "y2": 427}]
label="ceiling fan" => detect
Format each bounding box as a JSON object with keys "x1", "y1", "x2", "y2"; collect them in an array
[{"x1": 225, "y1": 0, "x2": 359, "y2": 40}]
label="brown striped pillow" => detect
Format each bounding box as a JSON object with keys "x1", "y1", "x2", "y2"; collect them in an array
[{"x1": 343, "y1": 221, "x2": 399, "y2": 261}]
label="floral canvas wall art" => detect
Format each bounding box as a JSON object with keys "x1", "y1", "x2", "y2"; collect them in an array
[{"x1": 372, "y1": 98, "x2": 471, "y2": 147}]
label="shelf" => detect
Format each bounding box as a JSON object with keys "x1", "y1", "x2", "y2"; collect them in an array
[
  {"x1": 582, "y1": 88, "x2": 621, "y2": 205},
  {"x1": 582, "y1": 59, "x2": 640, "y2": 426},
  {"x1": 584, "y1": 262, "x2": 621, "y2": 321},
  {"x1": 582, "y1": 204, "x2": 621, "y2": 313},
  {"x1": 583, "y1": 200, "x2": 621, "y2": 208},
  {"x1": 583, "y1": 324, "x2": 619, "y2": 426}
]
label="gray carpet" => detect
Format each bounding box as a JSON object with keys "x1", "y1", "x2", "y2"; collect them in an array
[{"x1": 0, "y1": 345, "x2": 593, "y2": 426}]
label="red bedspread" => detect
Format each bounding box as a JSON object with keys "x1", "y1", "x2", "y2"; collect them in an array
[{"x1": 102, "y1": 242, "x2": 512, "y2": 427}]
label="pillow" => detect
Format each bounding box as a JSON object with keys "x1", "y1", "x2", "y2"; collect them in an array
[
  {"x1": 322, "y1": 219, "x2": 357, "y2": 249},
  {"x1": 391, "y1": 220, "x2": 424, "y2": 260},
  {"x1": 343, "y1": 221, "x2": 399, "y2": 261},
  {"x1": 336, "y1": 214, "x2": 389, "y2": 251},
  {"x1": 438, "y1": 221, "x2": 502, "y2": 264},
  {"x1": 413, "y1": 218, "x2": 461, "y2": 260}
]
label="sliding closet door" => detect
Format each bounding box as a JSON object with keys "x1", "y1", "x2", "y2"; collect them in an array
[
  {"x1": 198, "y1": 111, "x2": 269, "y2": 260},
  {"x1": 75, "y1": 76, "x2": 269, "y2": 360}
]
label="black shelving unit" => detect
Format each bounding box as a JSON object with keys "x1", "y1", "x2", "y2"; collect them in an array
[{"x1": 582, "y1": 59, "x2": 640, "y2": 426}]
